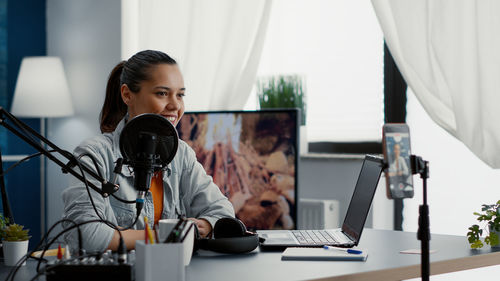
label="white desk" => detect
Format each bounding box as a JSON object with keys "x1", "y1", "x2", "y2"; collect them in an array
[
  {"x1": 187, "y1": 228, "x2": 500, "y2": 281},
  {"x1": 2, "y1": 228, "x2": 499, "y2": 281}
]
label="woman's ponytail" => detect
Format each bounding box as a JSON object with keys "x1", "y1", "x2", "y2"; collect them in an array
[{"x1": 100, "y1": 61, "x2": 127, "y2": 133}]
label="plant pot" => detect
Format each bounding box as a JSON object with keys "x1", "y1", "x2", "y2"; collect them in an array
[
  {"x1": 3, "y1": 240, "x2": 29, "y2": 266},
  {"x1": 489, "y1": 225, "x2": 500, "y2": 248}
]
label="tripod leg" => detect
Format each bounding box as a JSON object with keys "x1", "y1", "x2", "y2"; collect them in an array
[{"x1": 418, "y1": 204, "x2": 430, "y2": 281}]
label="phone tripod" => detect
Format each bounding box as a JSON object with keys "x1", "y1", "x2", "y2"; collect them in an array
[{"x1": 410, "y1": 155, "x2": 430, "y2": 281}]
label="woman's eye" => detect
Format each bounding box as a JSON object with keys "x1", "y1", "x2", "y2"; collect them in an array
[
  {"x1": 177, "y1": 93, "x2": 185, "y2": 98},
  {"x1": 156, "y1": 91, "x2": 167, "y2": 96}
]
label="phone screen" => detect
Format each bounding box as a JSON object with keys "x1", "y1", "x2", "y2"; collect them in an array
[{"x1": 383, "y1": 124, "x2": 414, "y2": 199}]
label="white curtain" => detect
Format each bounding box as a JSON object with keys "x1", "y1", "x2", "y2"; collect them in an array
[
  {"x1": 122, "y1": 0, "x2": 272, "y2": 111},
  {"x1": 371, "y1": 0, "x2": 500, "y2": 168}
]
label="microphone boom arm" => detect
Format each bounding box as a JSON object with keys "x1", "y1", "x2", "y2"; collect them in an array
[{"x1": 0, "y1": 107, "x2": 118, "y2": 203}]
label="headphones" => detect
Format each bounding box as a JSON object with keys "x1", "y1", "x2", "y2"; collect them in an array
[{"x1": 195, "y1": 217, "x2": 260, "y2": 254}]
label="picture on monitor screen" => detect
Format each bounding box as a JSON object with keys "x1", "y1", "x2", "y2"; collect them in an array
[{"x1": 176, "y1": 109, "x2": 298, "y2": 230}]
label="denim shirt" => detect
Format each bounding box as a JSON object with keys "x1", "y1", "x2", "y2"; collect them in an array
[{"x1": 61, "y1": 117, "x2": 235, "y2": 252}]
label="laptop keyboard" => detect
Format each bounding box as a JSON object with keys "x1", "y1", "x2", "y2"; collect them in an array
[{"x1": 291, "y1": 230, "x2": 350, "y2": 245}]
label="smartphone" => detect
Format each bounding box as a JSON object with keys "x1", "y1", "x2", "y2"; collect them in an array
[{"x1": 382, "y1": 123, "x2": 414, "y2": 199}]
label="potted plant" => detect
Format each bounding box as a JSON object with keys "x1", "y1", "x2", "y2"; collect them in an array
[
  {"x1": 256, "y1": 74, "x2": 308, "y2": 153},
  {"x1": 467, "y1": 200, "x2": 500, "y2": 249},
  {"x1": 256, "y1": 74, "x2": 306, "y2": 125},
  {"x1": 2, "y1": 222, "x2": 31, "y2": 266}
]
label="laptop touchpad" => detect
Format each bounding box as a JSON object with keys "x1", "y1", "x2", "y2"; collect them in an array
[
  {"x1": 263, "y1": 232, "x2": 291, "y2": 239},
  {"x1": 260, "y1": 232, "x2": 296, "y2": 243}
]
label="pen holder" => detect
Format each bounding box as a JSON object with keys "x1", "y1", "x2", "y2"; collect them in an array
[{"x1": 135, "y1": 221, "x2": 195, "y2": 281}]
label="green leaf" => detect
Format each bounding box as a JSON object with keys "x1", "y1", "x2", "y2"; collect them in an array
[
  {"x1": 256, "y1": 75, "x2": 307, "y2": 125},
  {"x1": 471, "y1": 240, "x2": 484, "y2": 249},
  {"x1": 468, "y1": 235, "x2": 476, "y2": 243},
  {"x1": 3, "y1": 223, "x2": 30, "y2": 241},
  {"x1": 490, "y1": 232, "x2": 499, "y2": 246}
]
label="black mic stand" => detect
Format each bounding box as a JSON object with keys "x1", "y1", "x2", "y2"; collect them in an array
[
  {"x1": 0, "y1": 147, "x2": 14, "y2": 223},
  {"x1": 410, "y1": 155, "x2": 430, "y2": 281},
  {"x1": 0, "y1": 107, "x2": 120, "y2": 224}
]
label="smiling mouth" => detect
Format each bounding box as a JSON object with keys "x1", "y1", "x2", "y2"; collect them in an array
[{"x1": 164, "y1": 116, "x2": 176, "y2": 123}]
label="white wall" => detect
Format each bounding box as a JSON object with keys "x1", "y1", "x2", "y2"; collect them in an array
[{"x1": 46, "y1": 0, "x2": 122, "y2": 228}]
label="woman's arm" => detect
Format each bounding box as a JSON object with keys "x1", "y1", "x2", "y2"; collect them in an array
[
  {"x1": 105, "y1": 219, "x2": 212, "y2": 251},
  {"x1": 62, "y1": 137, "x2": 121, "y2": 253},
  {"x1": 107, "y1": 229, "x2": 144, "y2": 250},
  {"x1": 181, "y1": 145, "x2": 235, "y2": 231}
]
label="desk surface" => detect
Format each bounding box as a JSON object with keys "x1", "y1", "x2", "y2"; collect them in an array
[
  {"x1": 188, "y1": 228, "x2": 500, "y2": 281},
  {"x1": 2, "y1": 229, "x2": 500, "y2": 281}
]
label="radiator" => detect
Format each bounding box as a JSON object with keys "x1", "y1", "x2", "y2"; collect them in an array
[{"x1": 298, "y1": 198, "x2": 339, "y2": 230}]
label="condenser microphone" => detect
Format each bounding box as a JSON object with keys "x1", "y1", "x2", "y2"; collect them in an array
[
  {"x1": 119, "y1": 113, "x2": 179, "y2": 215},
  {"x1": 133, "y1": 132, "x2": 158, "y2": 192}
]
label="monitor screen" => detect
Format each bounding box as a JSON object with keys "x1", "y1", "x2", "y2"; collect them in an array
[{"x1": 176, "y1": 109, "x2": 298, "y2": 230}]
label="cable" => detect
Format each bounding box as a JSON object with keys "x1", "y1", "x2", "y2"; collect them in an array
[
  {"x1": 77, "y1": 153, "x2": 104, "y2": 179},
  {"x1": 7, "y1": 151, "x2": 119, "y2": 280},
  {"x1": 0, "y1": 150, "x2": 56, "y2": 177},
  {"x1": 35, "y1": 219, "x2": 83, "y2": 273},
  {"x1": 31, "y1": 252, "x2": 99, "y2": 281},
  {"x1": 8, "y1": 218, "x2": 124, "y2": 281},
  {"x1": 6, "y1": 218, "x2": 82, "y2": 281},
  {"x1": 111, "y1": 193, "x2": 136, "y2": 204},
  {"x1": 73, "y1": 154, "x2": 118, "y2": 229},
  {"x1": 75, "y1": 153, "x2": 135, "y2": 204},
  {"x1": 28, "y1": 252, "x2": 97, "y2": 281},
  {"x1": 1, "y1": 149, "x2": 134, "y2": 208},
  {"x1": 7, "y1": 152, "x2": 140, "y2": 280},
  {"x1": 37, "y1": 219, "x2": 123, "y2": 275},
  {"x1": 65, "y1": 151, "x2": 137, "y2": 217}
]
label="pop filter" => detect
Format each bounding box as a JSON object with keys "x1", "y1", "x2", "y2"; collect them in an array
[
  {"x1": 119, "y1": 113, "x2": 179, "y2": 172},
  {"x1": 119, "y1": 113, "x2": 179, "y2": 216}
]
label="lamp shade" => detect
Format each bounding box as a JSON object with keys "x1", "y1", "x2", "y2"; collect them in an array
[{"x1": 11, "y1": 57, "x2": 74, "y2": 117}]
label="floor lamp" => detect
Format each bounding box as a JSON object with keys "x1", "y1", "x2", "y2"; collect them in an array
[{"x1": 10, "y1": 57, "x2": 74, "y2": 234}]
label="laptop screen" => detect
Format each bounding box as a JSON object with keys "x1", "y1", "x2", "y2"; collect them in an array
[
  {"x1": 176, "y1": 109, "x2": 299, "y2": 230},
  {"x1": 342, "y1": 155, "x2": 384, "y2": 244}
]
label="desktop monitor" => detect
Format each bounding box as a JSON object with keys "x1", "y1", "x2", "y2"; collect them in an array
[{"x1": 176, "y1": 109, "x2": 299, "y2": 230}]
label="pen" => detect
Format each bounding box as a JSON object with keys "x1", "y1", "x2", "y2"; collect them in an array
[
  {"x1": 153, "y1": 223, "x2": 160, "y2": 243},
  {"x1": 323, "y1": 245, "x2": 363, "y2": 254},
  {"x1": 144, "y1": 216, "x2": 155, "y2": 244}
]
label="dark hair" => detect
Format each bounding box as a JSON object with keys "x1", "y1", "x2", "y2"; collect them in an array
[{"x1": 99, "y1": 50, "x2": 177, "y2": 133}]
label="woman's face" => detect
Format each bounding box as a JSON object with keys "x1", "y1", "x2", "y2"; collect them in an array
[
  {"x1": 121, "y1": 63, "x2": 185, "y2": 126},
  {"x1": 393, "y1": 144, "x2": 401, "y2": 157}
]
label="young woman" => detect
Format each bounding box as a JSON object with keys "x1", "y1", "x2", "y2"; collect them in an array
[{"x1": 62, "y1": 50, "x2": 235, "y2": 252}]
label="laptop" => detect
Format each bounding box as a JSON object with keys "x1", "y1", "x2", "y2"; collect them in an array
[{"x1": 257, "y1": 154, "x2": 384, "y2": 250}]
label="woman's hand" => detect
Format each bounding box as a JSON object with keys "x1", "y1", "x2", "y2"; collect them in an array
[{"x1": 188, "y1": 218, "x2": 212, "y2": 237}]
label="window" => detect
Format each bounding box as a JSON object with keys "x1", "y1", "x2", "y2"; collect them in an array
[{"x1": 246, "y1": 0, "x2": 384, "y2": 144}]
